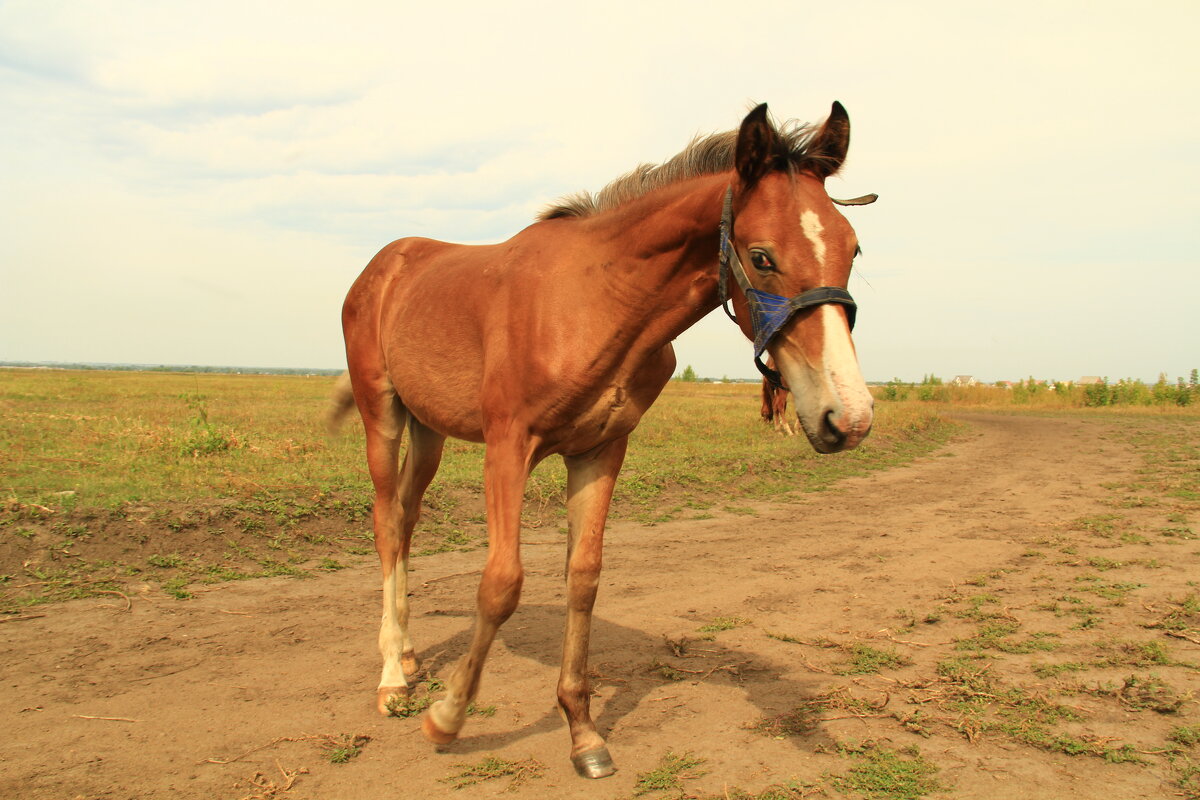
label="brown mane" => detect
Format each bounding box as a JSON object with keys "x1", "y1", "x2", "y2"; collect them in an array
[{"x1": 538, "y1": 113, "x2": 828, "y2": 221}]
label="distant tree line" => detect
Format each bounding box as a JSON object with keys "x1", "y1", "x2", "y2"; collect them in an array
[
  {"x1": 0, "y1": 361, "x2": 344, "y2": 376},
  {"x1": 879, "y1": 370, "x2": 1199, "y2": 407}
]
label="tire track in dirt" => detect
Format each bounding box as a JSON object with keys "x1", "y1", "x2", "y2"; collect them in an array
[{"x1": 0, "y1": 412, "x2": 1190, "y2": 799}]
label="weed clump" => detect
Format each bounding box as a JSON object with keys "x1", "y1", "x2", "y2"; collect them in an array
[
  {"x1": 440, "y1": 756, "x2": 544, "y2": 790},
  {"x1": 835, "y1": 644, "x2": 912, "y2": 675},
  {"x1": 751, "y1": 687, "x2": 888, "y2": 738},
  {"x1": 176, "y1": 393, "x2": 240, "y2": 457},
  {"x1": 1170, "y1": 724, "x2": 1200, "y2": 747},
  {"x1": 829, "y1": 742, "x2": 943, "y2": 799},
  {"x1": 634, "y1": 751, "x2": 707, "y2": 796},
  {"x1": 386, "y1": 678, "x2": 443, "y2": 718},
  {"x1": 698, "y1": 616, "x2": 749, "y2": 633},
  {"x1": 1118, "y1": 674, "x2": 1189, "y2": 713},
  {"x1": 321, "y1": 733, "x2": 370, "y2": 763}
]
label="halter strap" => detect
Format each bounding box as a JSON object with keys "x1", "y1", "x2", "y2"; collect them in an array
[{"x1": 717, "y1": 187, "x2": 857, "y2": 388}]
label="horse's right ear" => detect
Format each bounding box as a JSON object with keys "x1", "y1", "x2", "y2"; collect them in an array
[{"x1": 735, "y1": 103, "x2": 779, "y2": 187}]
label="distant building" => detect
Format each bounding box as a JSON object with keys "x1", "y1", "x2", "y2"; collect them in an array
[
  {"x1": 1077, "y1": 376, "x2": 1103, "y2": 385},
  {"x1": 950, "y1": 375, "x2": 976, "y2": 387}
]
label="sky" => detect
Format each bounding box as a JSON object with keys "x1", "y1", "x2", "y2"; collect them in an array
[{"x1": 1, "y1": 0, "x2": 1196, "y2": 383}]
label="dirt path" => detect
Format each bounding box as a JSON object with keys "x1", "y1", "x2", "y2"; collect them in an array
[{"x1": 2, "y1": 412, "x2": 1197, "y2": 799}]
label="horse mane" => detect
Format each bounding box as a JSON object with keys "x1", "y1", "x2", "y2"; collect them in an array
[{"x1": 538, "y1": 113, "x2": 824, "y2": 221}]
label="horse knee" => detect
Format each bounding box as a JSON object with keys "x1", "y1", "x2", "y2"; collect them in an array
[
  {"x1": 557, "y1": 675, "x2": 590, "y2": 717},
  {"x1": 478, "y1": 563, "x2": 523, "y2": 624}
]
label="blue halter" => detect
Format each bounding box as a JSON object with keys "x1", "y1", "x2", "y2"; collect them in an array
[{"x1": 717, "y1": 187, "x2": 857, "y2": 388}]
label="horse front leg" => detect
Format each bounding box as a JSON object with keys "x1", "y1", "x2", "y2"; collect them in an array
[
  {"x1": 558, "y1": 435, "x2": 628, "y2": 778},
  {"x1": 423, "y1": 435, "x2": 534, "y2": 744}
]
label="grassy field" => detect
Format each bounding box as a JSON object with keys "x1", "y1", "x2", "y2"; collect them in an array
[
  {"x1": 1, "y1": 369, "x2": 951, "y2": 611},
  {"x1": 4, "y1": 370, "x2": 1200, "y2": 799}
]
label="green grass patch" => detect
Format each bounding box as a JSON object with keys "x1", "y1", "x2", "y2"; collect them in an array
[
  {"x1": 924, "y1": 656, "x2": 1150, "y2": 761},
  {"x1": 1115, "y1": 674, "x2": 1188, "y2": 713},
  {"x1": 955, "y1": 619, "x2": 1059, "y2": 654},
  {"x1": 1071, "y1": 514, "x2": 1124, "y2": 536},
  {"x1": 321, "y1": 733, "x2": 370, "y2": 764},
  {"x1": 634, "y1": 751, "x2": 707, "y2": 796},
  {"x1": 834, "y1": 644, "x2": 912, "y2": 675},
  {"x1": 829, "y1": 743, "x2": 944, "y2": 800},
  {"x1": 1094, "y1": 639, "x2": 1177, "y2": 668},
  {"x1": 1170, "y1": 724, "x2": 1200, "y2": 747},
  {"x1": 1073, "y1": 574, "x2": 1145, "y2": 602},
  {"x1": 1032, "y1": 661, "x2": 1091, "y2": 678},
  {"x1": 698, "y1": 615, "x2": 750, "y2": 633},
  {"x1": 440, "y1": 756, "x2": 544, "y2": 790}
]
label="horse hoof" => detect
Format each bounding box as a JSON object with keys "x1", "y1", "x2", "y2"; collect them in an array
[
  {"x1": 377, "y1": 685, "x2": 410, "y2": 715},
  {"x1": 402, "y1": 651, "x2": 422, "y2": 677},
  {"x1": 572, "y1": 747, "x2": 616, "y2": 779},
  {"x1": 422, "y1": 713, "x2": 458, "y2": 746}
]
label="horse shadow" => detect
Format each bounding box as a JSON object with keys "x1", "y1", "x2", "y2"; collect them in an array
[{"x1": 412, "y1": 602, "x2": 842, "y2": 756}]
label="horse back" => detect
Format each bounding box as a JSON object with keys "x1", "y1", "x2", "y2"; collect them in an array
[{"x1": 343, "y1": 228, "x2": 674, "y2": 452}]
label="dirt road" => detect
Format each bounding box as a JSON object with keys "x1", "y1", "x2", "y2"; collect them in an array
[{"x1": 2, "y1": 412, "x2": 1196, "y2": 799}]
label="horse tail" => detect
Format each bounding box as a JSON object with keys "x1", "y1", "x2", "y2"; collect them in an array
[{"x1": 326, "y1": 371, "x2": 357, "y2": 435}]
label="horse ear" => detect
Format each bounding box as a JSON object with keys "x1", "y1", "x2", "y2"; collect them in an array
[
  {"x1": 735, "y1": 103, "x2": 779, "y2": 186},
  {"x1": 807, "y1": 101, "x2": 851, "y2": 179}
]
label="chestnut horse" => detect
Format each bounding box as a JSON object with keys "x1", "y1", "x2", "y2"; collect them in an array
[
  {"x1": 333, "y1": 103, "x2": 874, "y2": 778},
  {"x1": 760, "y1": 357, "x2": 796, "y2": 436}
]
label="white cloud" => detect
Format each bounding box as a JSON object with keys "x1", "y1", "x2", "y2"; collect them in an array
[{"x1": 1, "y1": 0, "x2": 1198, "y2": 381}]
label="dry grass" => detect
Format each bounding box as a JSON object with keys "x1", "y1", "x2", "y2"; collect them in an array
[{"x1": 0, "y1": 370, "x2": 953, "y2": 611}]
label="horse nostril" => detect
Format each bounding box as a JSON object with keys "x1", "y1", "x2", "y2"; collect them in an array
[{"x1": 823, "y1": 410, "x2": 847, "y2": 446}]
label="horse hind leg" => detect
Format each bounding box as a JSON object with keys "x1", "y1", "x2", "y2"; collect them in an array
[
  {"x1": 358, "y1": 383, "x2": 446, "y2": 714},
  {"x1": 380, "y1": 418, "x2": 445, "y2": 713}
]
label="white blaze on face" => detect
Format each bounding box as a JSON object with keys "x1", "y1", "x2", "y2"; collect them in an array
[
  {"x1": 800, "y1": 210, "x2": 827, "y2": 267},
  {"x1": 815, "y1": 303, "x2": 873, "y2": 441},
  {"x1": 772, "y1": 207, "x2": 873, "y2": 452}
]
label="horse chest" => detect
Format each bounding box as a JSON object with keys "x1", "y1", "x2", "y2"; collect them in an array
[
  {"x1": 545, "y1": 371, "x2": 665, "y2": 453},
  {"x1": 575, "y1": 384, "x2": 637, "y2": 435}
]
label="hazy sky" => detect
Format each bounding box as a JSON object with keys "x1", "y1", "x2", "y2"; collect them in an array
[{"x1": 1, "y1": 1, "x2": 1196, "y2": 382}]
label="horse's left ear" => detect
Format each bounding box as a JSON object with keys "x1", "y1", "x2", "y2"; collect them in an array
[
  {"x1": 735, "y1": 103, "x2": 780, "y2": 187},
  {"x1": 807, "y1": 101, "x2": 851, "y2": 179}
]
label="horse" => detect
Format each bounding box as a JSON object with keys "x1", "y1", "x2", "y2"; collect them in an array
[
  {"x1": 331, "y1": 102, "x2": 876, "y2": 778},
  {"x1": 760, "y1": 357, "x2": 796, "y2": 436}
]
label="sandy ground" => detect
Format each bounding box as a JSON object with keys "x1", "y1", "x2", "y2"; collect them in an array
[{"x1": 1, "y1": 412, "x2": 1197, "y2": 799}]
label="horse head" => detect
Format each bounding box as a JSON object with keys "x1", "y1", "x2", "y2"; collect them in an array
[{"x1": 724, "y1": 102, "x2": 874, "y2": 453}]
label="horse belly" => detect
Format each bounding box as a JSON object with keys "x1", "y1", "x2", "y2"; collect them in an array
[{"x1": 379, "y1": 316, "x2": 489, "y2": 442}]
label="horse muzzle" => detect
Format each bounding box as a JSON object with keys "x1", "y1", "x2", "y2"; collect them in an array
[{"x1": 772, "y1": 307, "x2": 873, "y2": 454}]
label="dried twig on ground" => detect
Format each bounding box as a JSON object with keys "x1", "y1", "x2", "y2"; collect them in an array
[
  {"x1": 202, "y1": 735, "x2": 327, "y2": 765},
  {"x1": 421, "y1": 570, "x2": 481, "y2": 588},
  {"x1": 95, "y1": 589, "x2": 132, "y2": 612},
  {"x1": 237, "y1": 760, "x2": 309, "y2": 800}
]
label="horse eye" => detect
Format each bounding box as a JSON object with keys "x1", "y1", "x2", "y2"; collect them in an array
[{"x1": 749, "y1": 250, "x2": 774, "y2": 272}]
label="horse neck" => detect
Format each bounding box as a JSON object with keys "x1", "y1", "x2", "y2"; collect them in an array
[{"x1": 581, "y1": 173, "x2": 729, "y2": 351}]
